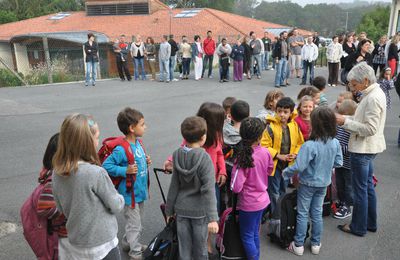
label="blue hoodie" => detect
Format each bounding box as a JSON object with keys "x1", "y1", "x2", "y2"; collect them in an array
[
  {"x1": 282, "y1": 138, "x2": 343, "y2": 187},
  {"x1": 103, "y1": 140, "x2": 148, "y2": 206}
]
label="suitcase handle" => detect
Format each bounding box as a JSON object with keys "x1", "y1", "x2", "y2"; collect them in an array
[{"x1": 153, "y1": 168, "x2": 171, "y2": 204}]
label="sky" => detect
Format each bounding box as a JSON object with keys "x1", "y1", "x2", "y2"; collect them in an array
[{"x1": 261, "y1": 0, "x2": 391, "y2": 7}]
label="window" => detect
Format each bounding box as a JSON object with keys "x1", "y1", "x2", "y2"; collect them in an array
[{"x1": 174, "y1": 9, "x2": 202, "y2": 18}]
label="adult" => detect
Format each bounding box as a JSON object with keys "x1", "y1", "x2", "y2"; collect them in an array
[
  {"x1": 216, "y1": 38, "x2": 232, "y2": 83},
  {"x1": 159, "y1": 35, "x2": 171, "y2": 83},
  {"x1": 372, "y1": 35, "x2": 387, "y2": 75},
  {"x1": 356, "y1": 32, "x2": 374, "y2": 53},
  {"x1": 341, "y1": 33, "x2": 356, "y2": 70},
  {"x1": 326, "y1": 35, "x2": 343, "y2": 86},
  {"x1": 271, "y1": 36, "x2": 279, "y2": 70},
  {"x1": 168, "y1": 35, "x2": 179, "y2": 81},
  {"x1": 288, "y1": 29, "x2": 304, "y2": 78},
  {"x1": 261, "y1": 31, "x2": 272, "y2": 70},
  {"x1": 249, "y1": 31, "x2": 263, "y2": 79},
  {"x1": 179, "y1": 36, "x2": 192, "y2": 80},
  {"x1": 242, "y1": 36, "x2": 252, "y2": 80},
  {"x1": 192, "y1": 35, "x2": 204, "y2": 81},
  {"x1": 113, "y1": 35, "x2": 131, "y2": 81},
  {"x1": 145, "y1": 37, "x2": 157, "y2": 81},
  {"x1": 202, "y1": 30, "x2": 216, "y2": 78},
  {"x1": 300, "y1": 36, "x2": 319, "y2": 85},
  {"x1": 272, "y1": 31, "x2": 289, "y2": 88},
  {"x1": 84, "y1": 33, "x2": 99, "y2": 87},
  {"x1": 387, "y1": 35, "x2": 399, "y2": 77},
  {"x1": 231, "y1": 38, "x2": 244, "y2": 81},
  {"x1": 312, "y1": 31, "x2": 320, "y2": 47},
  {"x1": 130, "y1": 35, "x2": 146, "y2": 80},
  {"x1": 336, "y1": 62, "x2": 386, "y2": 237},
  {"x1": 345, "y1": 39, "x2": 373, "y2": 73}
]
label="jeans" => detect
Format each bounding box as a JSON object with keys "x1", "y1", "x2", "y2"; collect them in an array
[
  {"x1": 251, "y1": 54, "x2": 261, "y2": 77},
  {"x1": 176, "y1": 216, "x2": 208, "y2": 260},
  {"x1": 272, "y1": 57, "x2": 276, "y2": 69},
  {"x1": 85, "y1": 61, "x2": 98, "y2": 84},
  {"x1": 268, "y1": 167, "x2": 288, "y2": 214},
  {"x1": 169, "y1": 55, "x2": 176, "y2": 80},
  {"x1": 263, "y1": 51, "x2": 270, "y2": 70},
  {"x1": 239, "y1": 209, "x2": 264, "y2": 260},
  {"x1": 159, "y1": 59, "x2": 170, "y2": 81},
  {"x1": 260, "y1": 52, "x2": 265, "y2": 71},
  {"x1": 182, "y1": 58, "x2": 191, "y2": 76},
  {"x1": 349, "y1": 153, "x2": 377, "y2": 236},
  {"x1": 335, "y1": 167, "x2": 353, "y2": 206},
  {"x1": 202, "y1": 54, "x2": 214, "y2": 77},
  {"x1": 133, "y1": 57, "x2": 146, "y2": 80},
  {"x1": 294, "y1": 185, "x2": 326, "y2": 246},
  {"x1": 274, "y1": 58, "x2": 287, "y2": 86},
  {"x1": 233, "y1": 60, "x2": 243, "y2": 81},
  {"x1": 301, "y1": 60, "x2": 314, "y2": 84}
]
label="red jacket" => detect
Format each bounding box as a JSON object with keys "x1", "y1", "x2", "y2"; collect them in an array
[{"x1": 203, "y1": 38, "x2": 216, "y2": 56}]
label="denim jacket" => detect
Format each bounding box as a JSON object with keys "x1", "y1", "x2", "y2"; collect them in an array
[{"x1": 282, "y1": 138, "x2": 343, "y2": 187}]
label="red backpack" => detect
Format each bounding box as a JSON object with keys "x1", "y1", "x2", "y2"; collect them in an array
[
  {"x1": 98, "y1": 136, "x2": 148, "y2": 208},
  {"x1": 20, "y1": 171, "x2": 58, "y2": 260}
]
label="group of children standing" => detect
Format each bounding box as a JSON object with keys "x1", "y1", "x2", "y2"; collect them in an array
[{"x1": 27, "y1": 67, "x2": 396, "y2": 260}]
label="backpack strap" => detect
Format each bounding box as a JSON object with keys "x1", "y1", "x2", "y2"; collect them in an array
[
  {"x1": 118, "y1": 139, "x2": 137, "y2": 208},
  {"x1": 266, "y1": 124, "x2": 274, "y2": 144}
]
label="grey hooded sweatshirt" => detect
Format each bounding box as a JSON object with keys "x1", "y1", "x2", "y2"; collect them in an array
[
  {"x1": 165, "y1": 147, "x2": 218, "y2": 222},
  {"x1": 223, "y1": 122, "x2": 241, "y2": 146}
]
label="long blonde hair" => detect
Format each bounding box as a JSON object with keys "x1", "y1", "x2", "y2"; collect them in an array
[{"x1": 53, "y1": 114, "x2": 100, "y2": 176}]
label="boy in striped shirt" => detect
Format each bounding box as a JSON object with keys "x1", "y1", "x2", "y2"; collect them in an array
[{"x1": 334, "y1": 99, "x2": 357, "y2": 219}]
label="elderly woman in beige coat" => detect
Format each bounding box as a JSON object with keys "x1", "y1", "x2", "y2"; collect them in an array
[{"x1": 336, "y1": 62, "x2": 386, "y2": 236}]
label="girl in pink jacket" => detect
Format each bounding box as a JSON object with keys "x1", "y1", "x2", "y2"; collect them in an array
[{"x1": 231, "y1": 117, "x2": 274, "y2": 260}]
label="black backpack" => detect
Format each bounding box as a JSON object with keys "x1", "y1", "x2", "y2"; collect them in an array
[
  {"x1": 267, "y1": 190, "x2": 309, "y2": 248},
  {"x1": 143, "y1": 219, "x2": 179, "y2": 260}
]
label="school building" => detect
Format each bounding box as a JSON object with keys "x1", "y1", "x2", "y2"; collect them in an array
[{"x1": 0, "y1": 0, "x2": 311, "y2": 81}]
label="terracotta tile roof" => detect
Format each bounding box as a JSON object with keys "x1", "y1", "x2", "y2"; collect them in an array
[{"x1": 0, "y1": 8, "x2": 312, "y2": 43}]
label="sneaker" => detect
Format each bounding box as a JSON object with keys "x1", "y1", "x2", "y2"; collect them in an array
[
  {"x1": 208, "y1": 75, "x2": 213, "y2": 79},
  {"x1": 332, "y1": 84, "x2": 336, "y2": 87},
  {"x1": 334, "y1": 205, "x2": 352, "y2": 219},
  {"x1": 140, "y1": 244, "x2": 148, "y2": 251},
  {"x1": 172, "y1": 78, "x2": 179, "y2": 81},
  {"x1": 92, "y1": 82, "x2": 95, "y2": 86},
  {"x1": 270, "y1": 68, "x2": 275, "y2": 70},
  {"x1": 311, "y1": 244, "x2": 321, "y2": 255},
  {"x1": 328, "y1": 83, "x2": 332, "y2": 87},
  {"x1": 287, "y1": 241, "x2": 304, "y2": 256},
  {"x1": 166, "y1": 80, "x2": 170, "y2": 83},
  {"x1": 84, "y1": 82, "x2": 88, "y2": 87}
]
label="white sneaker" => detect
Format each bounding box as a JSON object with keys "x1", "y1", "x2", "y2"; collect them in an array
[
  {"x1": 287, "y1": 241, "x2": 304, "y2": 256},
  {"x1": 332, "y1": 84, "x2": 336, "y2": 87},
  {"x1": 172, "y1": 78, "x2": 179, "y2": 81},
  {"x1": 311, "y1": 244, "x2": 321, "y2": 255}
]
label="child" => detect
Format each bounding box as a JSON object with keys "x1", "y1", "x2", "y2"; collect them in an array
[
  {"x1": 312, "y1": 76, "x2": 329, "y2": 106},
  {"x1": 378, "y1": 67, "x2": 395, "y2": 109},
  {"x1": 231, "y1": 117, "x2": 274, "y2": 260},
  {"x1": 334, "y1": 99, "x2": 357, "y2": 219},
  {"x1": 283, "y1": 107, "x2": 343, "y2": 256},
  {"x1": 223, "y1": 100, "x2": 250, "y2": 147},
  {"x1": 52, "y1": 114, "x2": 125, "y2": 260},
  {"x1": 260, "y1": 97, "x2": 304, "y2": 214},
  {"x1": 102, "y1": 108, "x2": 151, "y2": 260},
  {"x1": 297, "y1": 86, "x2": 321, "y2": 107},
  {"x1": 222, "y1": 96, "x2": 237, "y2": 123},
  {"x1": 256, "y1": 89, "x2": 284, "y2": 124},
  {"x1": 329, "y1": 91, "x2": 353, "y2": 112},
  {"x1": 294, "y1": 95, "x2": 314, "y2": 140},
  {"x1": 165, "y1": 116, "x2": 219, "y2": 260}
]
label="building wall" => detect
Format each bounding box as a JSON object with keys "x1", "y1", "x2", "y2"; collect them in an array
[
  {"x1": 389, "y1": 0, "x2": 400, "y2": 37},
  {"x1": 0, "y1": 43, "x2": 14, "y2": 70},
  {"x1": 13, "y1": 43, "x2": 30, "y2": 75}
]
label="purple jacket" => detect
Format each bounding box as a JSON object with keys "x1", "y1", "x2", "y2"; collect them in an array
[{"x1": 230, "y1": 145, "x2": 274, "y2": 212}]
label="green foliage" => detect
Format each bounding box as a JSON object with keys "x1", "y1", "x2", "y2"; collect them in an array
[
  {"x1": 0, "y1": 10, "x2": 18, "y2": 24},
  {"x1": 253, "y1": 1, "x2": 389, "y2": 37},
  {"x1": 0, "y1": 69, "x2": 23, "y2": 87},
  {"x1": 0, "y1": 0, "x2": 84, "y2": 21},
  {"x1": 357, "y1": 6, "x2": 390, "y2": 42}
]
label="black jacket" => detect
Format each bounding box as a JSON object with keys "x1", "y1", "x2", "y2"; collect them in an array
[
  {"x1": 84, "y1": 41, "x2": 99, "y2": 63},
  {"x1": 168, "y1": 39, "x2": 179, "y2": 57},
  {"x1": 387, "y1": 43, "x2": 399, "y2": 61},
  {"x1": 272, "y1": 39, "x2": 287, "y2": 60},
  {"x1": 345, "y1": 51, "x2": 372, "y2": 72}
]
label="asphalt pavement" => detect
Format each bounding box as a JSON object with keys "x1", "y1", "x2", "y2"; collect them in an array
[{"x1": 0, "y1": 68, "x2": 399, "y2": 260}]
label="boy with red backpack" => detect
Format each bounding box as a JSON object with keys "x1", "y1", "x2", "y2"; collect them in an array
[{"x1": 102, "y1": 107, "x2": 151, "y2": 260}]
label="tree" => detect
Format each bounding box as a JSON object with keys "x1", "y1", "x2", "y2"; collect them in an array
[
  {"x1": 0, "y1": 10, "x2": 18, "y2": 24},
  {"x1": 357, "y1": 6, "x2": 390, "y2": 42},
  {"x1": 234, "y1": 0, "x2": 260, "y2": 17}
]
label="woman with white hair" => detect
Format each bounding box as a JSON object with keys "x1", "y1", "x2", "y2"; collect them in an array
[{"x1": 336, "y1": 62, "x2": 386, "y2": 236}]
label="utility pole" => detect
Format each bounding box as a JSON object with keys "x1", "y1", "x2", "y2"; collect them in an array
[{"x1": 345, "y1": 11, "x2": 349, "y2": 32}]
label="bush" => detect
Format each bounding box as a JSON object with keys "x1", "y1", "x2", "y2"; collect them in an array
[{"x1": 0, "y1": 68, "x2": 23, "y2": 87}]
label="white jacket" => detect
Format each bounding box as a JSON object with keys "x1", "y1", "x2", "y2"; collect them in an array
[
  {"x1": 301, "y1": 43, "x2": 318, "y2": 62},
  {"x1": 326, "y1": 42, "x2": 343, "y2": 63},
  {"x1": 130, "y1": 42, "x2": 146, "y2": 58},
  {"x1": 343, "y1": 83, "x2": 386, "y2": 154}
]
